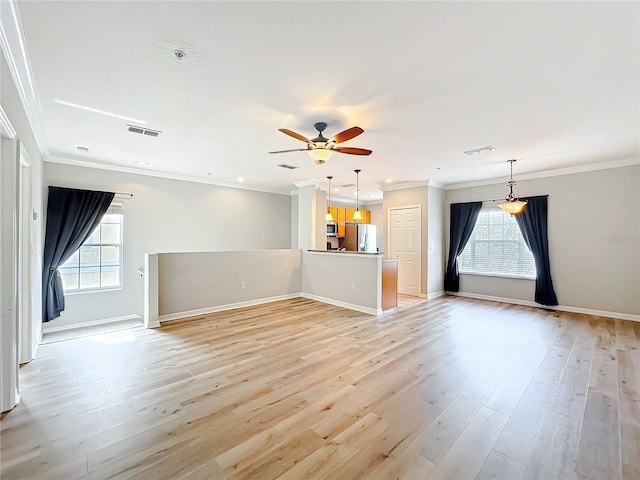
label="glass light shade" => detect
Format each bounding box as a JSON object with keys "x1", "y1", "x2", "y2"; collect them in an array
[
  {"x1": 352, "y1": 209, "x2": 363, "y2": 221},
  {"x1": 498, "y1": 200, "x2": 527, "y2": 214},
  {"x1": 325, "y1": 211, "x2": 334, "y2": 222},
  {"x1": 308, "y1": 143, "x2": 333, "y2": 162}
]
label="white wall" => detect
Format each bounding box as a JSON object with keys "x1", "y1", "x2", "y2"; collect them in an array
[
  {"x1": 43, "y1": 162, "x2": 292, "y2": 328},
  {"x1": 427, "y1": 186, "x2": 444, "y2": 296},
  {"x1": 1, "y1": 44, "x2": 45, "y2": 411},
  {"x1": 445, "y1": 165, "x2": 640, "y2": 317},
  {"x1": 367, "y1": 202, "x2": 384, "y2": 252}
]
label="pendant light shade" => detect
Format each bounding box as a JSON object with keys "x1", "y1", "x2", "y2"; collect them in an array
[
  {"x1": 325, "y1": 176, "x2": 334, "y2": 222},
  {"x1": 498, "y1": 159, "x2": 527, "y2": 215},
  {"x1": 353, "y1": 169, "x2": 363, "y2": 221}
]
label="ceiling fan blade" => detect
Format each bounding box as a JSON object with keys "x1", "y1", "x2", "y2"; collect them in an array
[
  {"x1": 268, "y1": 148, "x2": 309, "y2": 154},
  {"x1": 333, "y1": 147, "x2": 372, "y2": 156},
  {"x1": 279, "y1": 128, "x2": 311, "y2": 143},
  {"x1": 330, "y1": 126, "x2": 364, "y2": 144}
]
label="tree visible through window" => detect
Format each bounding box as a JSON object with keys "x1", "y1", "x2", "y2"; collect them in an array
[
  {"x1": 59, "y1": 203, "x2": 123, "y2": 291},
  {"x1": 458, "y1": 206, "x2": 536, "y2": 279}
]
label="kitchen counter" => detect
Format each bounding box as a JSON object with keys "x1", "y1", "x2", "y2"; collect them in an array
[{"x1": 308, "y1": 249, "x2": 384, "y2": 256}]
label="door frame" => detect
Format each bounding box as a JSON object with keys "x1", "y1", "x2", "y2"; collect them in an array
[{"x1": 387, "y1": 204, "x2": 422, "y2": 297}]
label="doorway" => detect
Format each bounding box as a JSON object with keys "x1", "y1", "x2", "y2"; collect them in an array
[{"x1": 388, "y1": 205, "x2": 421, "y2": 296}]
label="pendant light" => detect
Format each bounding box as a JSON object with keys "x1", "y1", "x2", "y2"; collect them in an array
[
  {"x1": 498, "y1": 159, "x2": 527, "y2": 214},
  {"x1": 325, "y1": 176, "x2": 334, "y2": 222},
  {"x1": 353, "y1": 169, "x2": 363, "y2": 221}
]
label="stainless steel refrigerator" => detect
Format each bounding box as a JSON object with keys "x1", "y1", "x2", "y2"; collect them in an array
[{"x1": 343, "y1": 223, "x2": 377, "y2": 253}]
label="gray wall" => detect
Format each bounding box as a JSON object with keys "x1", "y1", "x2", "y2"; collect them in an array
[
  {"x1": 445, "y1": 165, "x2": 640, "y2": 316},
  {"x1": 44, "y1": 162, "x2": 292, "y2": 327},
  {"x1": 158, "y1": 250, "x2": 301, "y2": 316}
]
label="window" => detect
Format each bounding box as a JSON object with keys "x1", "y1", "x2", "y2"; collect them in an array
[
  {"x1": 59, "y1": 203, "x2": 123, "y2": 292},
  {"x1": 458, "y1": 206, "x2": 536, "y2": 279}
]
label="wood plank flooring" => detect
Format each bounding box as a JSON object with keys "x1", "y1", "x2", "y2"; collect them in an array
[{"x1": 1, "y1": 296, "x2": 639, "y2": 479}]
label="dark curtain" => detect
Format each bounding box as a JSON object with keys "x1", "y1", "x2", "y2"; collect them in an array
[
  {"x1": 42, "y1": 187, "x2": 115, "y2": 322},
  {"x1": 514, "y1": 195, "x2": 558, "y2": 306},
  {"x1": 444, "y1": 201, "x2": 482, "y2": 292}
]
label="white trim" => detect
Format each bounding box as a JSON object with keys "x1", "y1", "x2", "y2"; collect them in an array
[
  {"x1": 427, "y1": 291, "x2": 445, "y2": 300},
  {"x1": 293, "y1": 179, "x2": 318, "y2": 188},
  {"x1": 449, "y1": 292, "x2": 640, "y2": 322},
  {"x1": 42, "y1": 314, "x2": 142, "y2": 333},
  {"x1": 0, "y1": 105, "x2": 16, "y2": 139},
  {"x1": 159, "y1": 293, "x2": 301, "y2": 323},
  {"x1": 0, "y1": 1, "x2": 48, "y2": 154},
  {"x1": 428, "y1": 179, "x2": 445, "y2": 189},
  {"x1": 380, "y1": 180, "x2": 430, "y2": 192},
  {"x1": 46, "y1": 156, "x2": 291, "y2": 196},
  {"x1": 445, "y1": 157, "x2": 640, "y2": 190},
  {"x1": 301, "y1": 292, "x2": 381, "y2": 316}
]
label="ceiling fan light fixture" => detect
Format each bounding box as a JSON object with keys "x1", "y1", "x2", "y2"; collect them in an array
[
  {"x1": 497, "y1": 159, "x2": 527, "y2": 215},
  {"x1": 308, "y1": 146, "x2": 333, "y2": 163}
]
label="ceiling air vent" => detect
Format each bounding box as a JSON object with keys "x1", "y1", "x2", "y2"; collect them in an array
[
  {"x1": 127, "y1": 124, "x2": 161, "y2": 137},
  {"x1": 278, "y1": 164, "x2": 299, "y2": 170},
  {"x1": 340, "y1": 183, "x2": 355, "y2": 188}
]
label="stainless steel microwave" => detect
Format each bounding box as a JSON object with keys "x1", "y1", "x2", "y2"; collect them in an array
[{"x1": 326, "y1": 222, "x2": 338, "y2": 236}]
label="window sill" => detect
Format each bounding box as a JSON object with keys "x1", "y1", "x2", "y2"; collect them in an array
[
  {"x1": 459, "y1": 272, "x2": 535, "y2": 281},
  {"x1": 64, "y1": 286, "x2": 123, "y2": 295}
]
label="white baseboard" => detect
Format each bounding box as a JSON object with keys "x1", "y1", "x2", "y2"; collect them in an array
[
  {"x1": 427, "y1": 291, "x2": 445, "y2": 300},
  {"x1": 159, "y1": 293, "x2": 301, "y2": 324},
  {"x1": 43, "y1": 314, "x2": 143, "y2": 333},
  {"x1": 449, "y1": 292, "x2": 640, "y2": 322},
  {"x1": 301, "y1": 293, "x2": 381, "y2": 316}
]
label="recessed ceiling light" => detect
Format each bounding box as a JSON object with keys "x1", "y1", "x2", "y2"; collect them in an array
[
  {"x1": 385, "y1": 178, "x2": 393, "y2": 183},
  {"x1": 76, "y1": 146, "x2": 89, "y2": 153},
  {"x1": 236, "y1": 177, "x2": 244, "y2": 183},
  {"x1": 464, "y1": 145, "x2": 495, "y2": 156},
  {"x1": 54, "y1": 99, "x2": 146, "y2": 124},
  {"x1": 334, "y1": 188, "x2": 340, "y2": 192},
  {"x1": 135, "y1": 160, "x2": 149, "y2": 166}
]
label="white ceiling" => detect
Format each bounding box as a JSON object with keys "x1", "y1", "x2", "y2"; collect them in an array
[{"x1": 16, "y1": 1, "x2": 639, "y2": 201}]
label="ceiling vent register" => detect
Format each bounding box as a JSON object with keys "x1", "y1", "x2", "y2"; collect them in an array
[
  {"x1": 127, "y1": 124, "x2": 161, "y2": 137},
  {"x1": 277, "y1": 164, "x2": 299, "y2": 170}
]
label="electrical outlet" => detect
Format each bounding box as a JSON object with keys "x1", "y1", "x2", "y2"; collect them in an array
[
  {"x1": 350, "y1": 283, "x2": 355, "y2": 291},
  {"x1": 241, "y1": 281, "x2": 247, "y2": 289}
]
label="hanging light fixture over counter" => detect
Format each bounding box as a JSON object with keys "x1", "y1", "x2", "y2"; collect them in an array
[
  {"x1": 353, "y1": 169, "x2": 363, "y2": 221},
  {"x1": 498, "y1": 159, "x2": 527, "y2": 214},
  {"x1": 325, "y1": 176, "x2": 334, "y2": 222}
]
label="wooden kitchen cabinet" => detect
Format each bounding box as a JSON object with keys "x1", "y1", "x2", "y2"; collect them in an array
[
  {"x1": 345, "y1": 207, "x2": 371, "y2": 224},
  {"x1": 329, "y1": 206, "x2": 370, "y2": 238}
]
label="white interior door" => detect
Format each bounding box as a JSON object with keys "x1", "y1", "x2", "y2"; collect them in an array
[{"x1": 388, "y1": 206, "x2": 421, "y2": 296}]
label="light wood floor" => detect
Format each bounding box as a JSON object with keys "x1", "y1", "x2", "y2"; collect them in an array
[{"x1": 1, "y1": 297, "x2": 639, "y2": 479}]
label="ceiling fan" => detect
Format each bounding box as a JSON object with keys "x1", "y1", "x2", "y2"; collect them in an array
[{"x1": 269, "y1": 122, "x2": 372, "y2": 164}]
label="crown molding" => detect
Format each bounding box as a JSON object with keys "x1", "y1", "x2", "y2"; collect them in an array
[
  {"x1": 0, "y1": 0, "x2": 48, "y2": 154},
  {"x1": 46, "y1": 156, "x2": 291, "y2": 196},
  {"x1": 444, "y1": 156, "x2": 640, "y2": 190},
  {"x1": 0, "y1": 104, "x2": 16, "y2": 138},
  {"x1": 293, "y1": 179, "x2": 318, "y2": 188},
  {"x1": 380, "y1": 180, "x2": 430, "y2": 192}
]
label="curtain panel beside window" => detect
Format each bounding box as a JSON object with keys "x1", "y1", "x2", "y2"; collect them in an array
[
  {"x1": 444, "y1": 201, "x2": 483, "y2": 292},
  {"x1": 42, "y1": 187, "x2": 115, "y2": 323},
  {"x1": 514, "y1": 195, "x2": 558, "y2": 306}
]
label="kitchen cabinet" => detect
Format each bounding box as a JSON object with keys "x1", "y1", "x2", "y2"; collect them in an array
[{"x1": 329, "y1": 206, "x2": 371, "y2": 238}]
